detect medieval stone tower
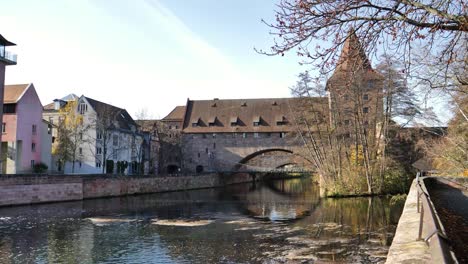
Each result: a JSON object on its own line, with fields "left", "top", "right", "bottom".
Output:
{"left": 326, "top": 31, "right": 384, "bottom": 141}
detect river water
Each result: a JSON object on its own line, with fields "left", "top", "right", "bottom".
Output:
{"left": 0, "top": 177, "right": 403, "bottom": 264}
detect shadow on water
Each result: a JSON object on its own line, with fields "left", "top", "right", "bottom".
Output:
{"left": 0, "top": 176, "right": 404, "bottom": 264}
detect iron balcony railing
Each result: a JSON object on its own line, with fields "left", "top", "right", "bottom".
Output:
{"left": 0, "top": 49, "right": 17, "bottom": 64}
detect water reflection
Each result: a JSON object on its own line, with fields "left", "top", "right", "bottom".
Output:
{"left": 0, "top": 177, "right": 402, "bottom": 263}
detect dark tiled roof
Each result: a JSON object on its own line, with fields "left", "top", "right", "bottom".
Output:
{"left": 4, "top": 84, "right": 30, "bottom": 103}
{"left": 136, "top": 120, "right": 159, "bottom": 132}
{"left": 84, "top": 97, "right": 137, "bottom": 130}
{"left": 43, "top": 94, "right": 79, "bottom": 111}
{"left": 162, "top": 106, "right": 186, "bottom": 121}
{"left": 182, "top": 97, "right": 328, "bottom": 133}
{"left": 0, "top": 34, "right": 16, "bottom": 46}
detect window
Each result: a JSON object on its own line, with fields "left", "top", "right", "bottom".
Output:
{"left": 79, "top": 161, "right": 82, "bottom": 168}
{"left": 280, "top": 132, "right": 286, "bottom": 138}
{"left": 363, "top": 94, "right": 369, "bottom": 100}
{"left": 363, "top": 107, "right": 369, "bottom": 113}
{"left": 49, "top": 117, "right": 54, "bottom": 125}
{"left": 31, "top": 142, "right": 36, "bottom": 152}
{"left": 213, "top": 143, "right": 216, "bottom": 149}
{"left": 242, "top": 133, "right": 247, "bottom": 138}
{"left": 197, "top": 152, "right": 200, "bottom": 158}
{"left": 97, "top": 131, "right": 102, "bottom": 140}
{"left": 1, "top": 123, "right": 5, "bottom": 133}
{"left": 113, "top": 135, "right": 119, "bottom": 146}
{"left": 209, "top": 123, "right": 215, "bottom": 127}
{"left": 344, "top": 94, "right": 349, "bottom": 101}
{"left": 79, "top": 103, "right": 88, "bottom": 114}
{"left": 367, "top": 80, "right": 375, "bottom": 89}
{"left": 32, "top": 124, "right": 37, "bottom": 135}
{"left": 79, "top": 148, "right": 82, "bottom": 155}
{"left": 79, "top": 133, "right": 83, "bottom": 140}
{"left": 175, "top": 125, "right": 178, "bottom": 129}
{"left": 231, "top": 122, "right": 237, "bottom": 126}
{"left": 205, "top": 148, "right": 208, "bottom": 154}
{"left": 212, "top": 133, "right": 216, "bottom": 138}
{"left": 232, "top": 133, "right": 237, "bottom": 138}
{"left": 192, "top": 123, "right": 198, "bottom": 127}
{"left": 344, "top": 120, "right": 350, "bottom": 126}
{"left": 202, "top": 134, "right": 207, "bottom": 139}
{"left": 31, "top": 160, "right": 35, "bottom": 168}
{"left": 3, "top": 104, "right": 16, "bottom": 114}
{"left": 97, "top": 147, "right": 102, "bottom": 155}
{"left": 253, "top": 122, "right": 260, "bottom": 126}
{"left": 169, "top": 125, "right": 172, "bottom": 129}
{"left": 52, "top": 136, "right": 56, "bottom": 143}
{"left": 266, "top": 133, "right": 271, "bottom": 137}
{"left": 96, "top": 162, "right": 101, "bottom": 168}
{"left": 254, "top": 132, "right": 259, "bottom": 138}
{"left": 48, "top": 124, "right": 52, "bottom": 135}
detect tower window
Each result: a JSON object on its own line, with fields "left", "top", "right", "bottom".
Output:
{"left": 363, "top": 94, "right": 369, "bottom": 100}
{"left": 363, "top": 107, "right": 369, "bottom": 113}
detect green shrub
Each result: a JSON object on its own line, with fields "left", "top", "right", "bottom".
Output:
{"left": 106, "top": 160, "right": 114, "bottom": 174}
{"left": 33, "top": 162, "right": 48, "bottom": 173}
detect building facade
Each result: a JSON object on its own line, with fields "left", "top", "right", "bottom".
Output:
{"left": 160, "top": 32, "right": 386, "bottom": 174}
{"left": 0, "top": 33, "right": 17, "bottom": 170}
{"left": 1, "top": 84, "right": 50, "bottom": 173}
{"left": 43, "top": 95, "right": 146, "bottom": 174}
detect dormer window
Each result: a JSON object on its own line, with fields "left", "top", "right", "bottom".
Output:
{"left": 230, "top": 117, "right": 239, "bottom": 126}
{"left": 276, "top": 116, "right": 287, "bottom": 126}
{"left": 241, "top": 102, "right": 247, "bottom": 107}
{"left": 272, "top": 101, "right": 278, "bottom": 106}
{"left": 253, "top": 116, "right": 261, "bottom": 126}
{"left": 208, "top": 117, "right": 218, "bottom": 127}
{"left": 192, "top": 118, "right": 201, "bottom": 127}
{"left": 211, "top": 103, "right": 217, "bottom": 107}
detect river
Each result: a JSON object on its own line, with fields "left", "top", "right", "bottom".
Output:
{"left": 0, "top": 177, "right": 403, "bottom": 263}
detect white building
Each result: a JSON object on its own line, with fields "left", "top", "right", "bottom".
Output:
{"left": 43, "top": 95, "right": 147, "bottom": 174}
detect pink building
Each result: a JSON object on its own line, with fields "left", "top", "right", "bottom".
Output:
{"left": 1, "top": 83, "right": 46, "bottom": 173}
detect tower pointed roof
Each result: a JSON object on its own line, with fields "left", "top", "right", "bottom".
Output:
{"left": 335, "top": 29, "right": 372, "bottom": 72}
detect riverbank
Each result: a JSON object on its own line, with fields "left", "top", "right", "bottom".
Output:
{"left": 0, "top": 173, "right": 254, "bottom": 207}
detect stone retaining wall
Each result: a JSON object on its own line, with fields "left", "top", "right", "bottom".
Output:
{"left": 0, "top": 173, "right": 253, "bottom": 207}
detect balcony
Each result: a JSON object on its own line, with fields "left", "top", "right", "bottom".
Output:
{"left": 0, "top": 47, "right": 17, "bottom": 65}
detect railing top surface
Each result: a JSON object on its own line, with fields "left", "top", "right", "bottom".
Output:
{"left": 416, "top": 174, "right": 459, "bottom": 264}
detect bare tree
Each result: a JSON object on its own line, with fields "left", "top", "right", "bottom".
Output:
{"left": 259, "top": 0, "right": 467, "bottom": 74}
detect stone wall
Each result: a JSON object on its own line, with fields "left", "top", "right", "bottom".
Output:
{"left": 0, "top": 175, "right": 83, "bottom": 206}
{"left": 0, "top": 172, "right": 254, "bottom": 207}
{"left": 182, "top": 132, "right": 304, "bottom": 173}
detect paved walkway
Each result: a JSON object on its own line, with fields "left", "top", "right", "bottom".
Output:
{"left": 386, "top": 180, "right": 431, "bottom": 264}
{"left": 426, "top": 177, "right": 468, "bottom": 263}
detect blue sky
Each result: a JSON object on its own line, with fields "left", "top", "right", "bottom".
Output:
{"left": 2, "top": 0, "right": 306, "bottom": 118}
{"left": 1, "top": 0, "right": 449, "bottom": 124}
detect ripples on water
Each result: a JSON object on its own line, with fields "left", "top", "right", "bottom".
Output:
{"left": 0, "top": 177, "right": 403, "bottom": 263}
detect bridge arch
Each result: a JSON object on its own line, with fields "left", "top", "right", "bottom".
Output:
{"left": 233, "top": 148, "right": 310, "bottom": 172}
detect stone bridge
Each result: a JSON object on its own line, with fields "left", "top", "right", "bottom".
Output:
{"left": 182, "top": 133, "right": 312, "bottom": 173}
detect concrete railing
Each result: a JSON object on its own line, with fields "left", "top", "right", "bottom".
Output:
{"left": 415, "top": 174, "right": 458, "bottom": 263}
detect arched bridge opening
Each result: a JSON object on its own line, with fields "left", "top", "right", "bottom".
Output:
{"left": 233, "top": 148, "right": 311, "bottom": 173}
